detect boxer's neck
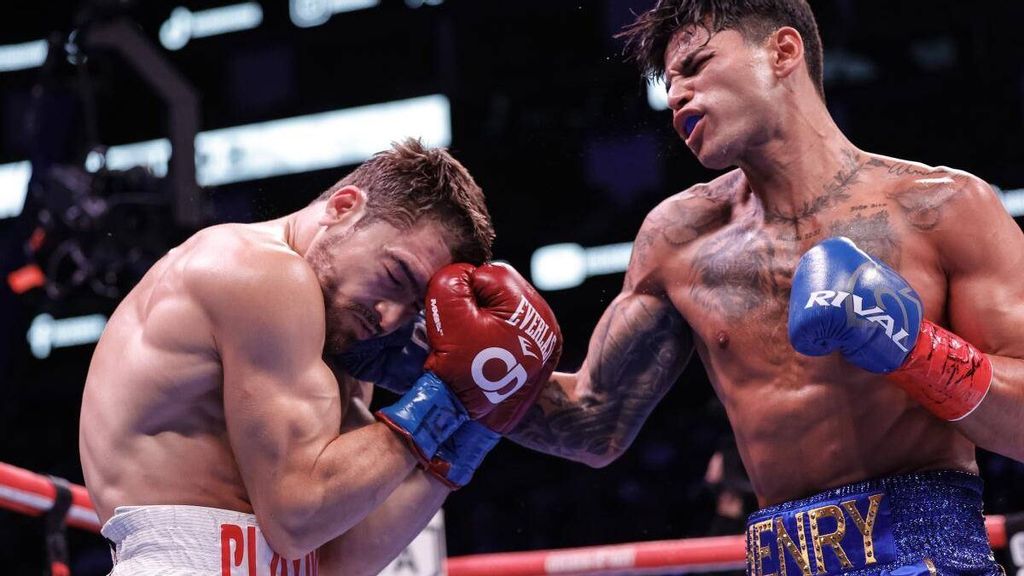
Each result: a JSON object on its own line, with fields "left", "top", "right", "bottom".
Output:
{"left": 737, "top": 100, "right": 861, "bottom": 223}
{"left": 281, "top": 202, "right": 323, "bottom": 256}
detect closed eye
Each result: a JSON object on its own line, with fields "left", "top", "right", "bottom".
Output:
{"left": 386, "top": 268, "right": 402, "bottom": 288}
{"left": 682, "top": 54, "right": 710, "bottom": 77}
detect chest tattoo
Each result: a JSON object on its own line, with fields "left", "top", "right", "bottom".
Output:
{"left": 690, "top": 227, "right": 792, "bottom": 320}
{"left": 828, "top": 210, "right": 901, "bottom": 268}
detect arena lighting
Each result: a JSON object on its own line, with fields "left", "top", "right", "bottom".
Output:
{"left": 27, "top": 313, "right": 108, "bottom": 360}
{"left": 0, "top": 162, "right": 31, "bottom": 219}
{"left": 531, "top": 242, "right": 633, "bottom": 291}
{"left": 289, "top": 0, "right": 380, "bottom": 28}
{"left": 0, "top": 39, "right": 48, "bottom": 73}
{"left": 193, "top": 95, "right": 450, "bottom": 186}
{"left": 647, "top": 77, "right": 669, "bottom": 111}
{"left": 0, "top": 94, "right": 451, "bottom": 218}
{"left": 531, "top": 187, "right": 1024, "bottom": 291}
{"left": 996, "top": 186, "right": 1024, "bottom": 219}
{"left": 159, "top": 2, "right": 264, "bottom": 51}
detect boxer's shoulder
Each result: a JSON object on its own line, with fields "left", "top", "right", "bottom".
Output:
{"left": 632, "top": 170, "right": 740, "bottom": 265}
{"left": 181, "top": 224, "right": 322, "bottom": 323}
{"left": 181, "top": 223, "right": 297, "bottom": 260}
{"left": 625, "top": 171, "right": 742, "bottom": 291}
{"left": 865, "top": 154, "right": 999, "bottom": 229}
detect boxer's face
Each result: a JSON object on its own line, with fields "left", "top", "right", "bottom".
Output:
{"left": 306, "top": 195, "right": 453, "bottom": 353}
{"left": 664, "top": 25, "right": 778, "bottom": 169}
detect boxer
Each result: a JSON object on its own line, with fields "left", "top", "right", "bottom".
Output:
{"left": 79, "top": 139, "right": 561, "bottom": 575}
{"left": 463, "top": 2, "right": 1020, "bottom": 573}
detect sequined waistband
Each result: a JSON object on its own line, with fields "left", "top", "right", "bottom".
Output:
{"left": 744, "top": 470, "right": 987, "bottom": 576}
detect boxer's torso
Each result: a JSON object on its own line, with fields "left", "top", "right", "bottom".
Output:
{"left": 650, "top": 151, "right": 977, "bottom": 506}
{"left": 80, "top": 222, "right": 360, "bottom": 524}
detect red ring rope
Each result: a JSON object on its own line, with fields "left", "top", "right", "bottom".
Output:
{"left": 0, "top": 462, "right": 100, "bottom": 533}
{"left": 444, "top": 515, "right": 1014, "bottom": 576}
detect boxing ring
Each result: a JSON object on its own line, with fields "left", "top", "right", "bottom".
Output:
{"left": 2, "top": 461, "right": 1020, "bottom": 576}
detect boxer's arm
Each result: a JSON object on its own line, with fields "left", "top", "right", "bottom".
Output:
{"left": 320, "top": 396, "right": 449, "bottom": 576}
{"left": 197, "top": 253, "right": 424, "bottom": 558}
{"left": 930, "top": 175, "right": 1024, "bottom": 462}
{"left": 508, "top": 205, "right": 695, "bottom": 467}
{"left": 319, "top": 471, "right": 447, "bottom": 576}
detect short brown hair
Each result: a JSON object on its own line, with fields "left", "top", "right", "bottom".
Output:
{"left": 619, "top": 0, "right": 825, "bottom": 99}
{"left": 317, "top": 139, "right": 494, "bottom": 264}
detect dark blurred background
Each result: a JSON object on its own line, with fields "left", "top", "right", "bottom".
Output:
{"left": 1, "top": 0, "right": 1023, "bottom": 573}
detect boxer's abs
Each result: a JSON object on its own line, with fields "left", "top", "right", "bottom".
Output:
{"left": 81, "top": 237, "right": 252, "bottom": 524}
{"left": 703, "top": 349, "right": 977, "bottom": 506}
{"left": 684, "top": 272, "right": 976, "bottom": 504}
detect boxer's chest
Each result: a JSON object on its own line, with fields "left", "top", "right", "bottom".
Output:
{"left": 665, "top": 198, "right": 942, "bottom": 365}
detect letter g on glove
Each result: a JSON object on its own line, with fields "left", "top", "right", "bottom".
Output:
{"left": 424, "top": 262, "right": 562, "bottom": 433}
{"left": 471, "top": 346, "right": 528, "bottom": 403}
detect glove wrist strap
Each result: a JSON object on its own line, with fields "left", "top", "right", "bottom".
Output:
{"left": 427, "top": 421, "right": 501, "bottom": 489}
{"left": 888, "top": 320, "right": 992, "bottom": 421}
{"left": 375, "top": 372, "right": 468, "bottom": 465}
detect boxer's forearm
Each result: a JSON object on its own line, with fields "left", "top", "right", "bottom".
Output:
{"left": 508, "top": 292, "right": 692, "bottom": 466}
{"left": 954, "top": 354, "right": 1024, "bottom": 462}
{"left": 505, "top": 370, "right": 615, "bottom": 466}
{"left": 263, "top": 423, "right": 420, "bottom": 557}
{"left": 318, "top": 471, "right": 449, "bottom": 576}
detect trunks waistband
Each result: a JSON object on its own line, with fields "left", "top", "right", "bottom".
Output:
{"left": 744, "top": 470, "right": 993, "bottom": 576}
{"left": 101, "top": 504, "right": 318, "bottom": 576}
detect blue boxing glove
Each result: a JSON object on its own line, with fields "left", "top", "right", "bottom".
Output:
{"left": 332, "top": 313, "right": 428, "bottom": 394}
{"left": 376, "top": 372, "right": 468, "bottom": 465}
{"left": 426, "top": 421, "right": 500, "bottom": 489}
{"left": 787, "top": 237, "right": 923, "bottom": 373}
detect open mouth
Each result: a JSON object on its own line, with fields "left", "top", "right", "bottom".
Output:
{"left": 684, "top": 114, "right": 704, "bottom": 138}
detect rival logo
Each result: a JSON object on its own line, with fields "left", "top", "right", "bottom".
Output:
{"left": 804, "top": 290, "right": 911, "bottom": 352}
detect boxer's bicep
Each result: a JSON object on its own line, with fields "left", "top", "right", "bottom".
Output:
{"left": 940, "top": 178, "right": 1024, "bottom": 357}
{"left": 196, "top": 255, "right": 344, "bottom": 538}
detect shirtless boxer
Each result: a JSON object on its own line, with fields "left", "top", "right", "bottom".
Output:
{"left": 79, "top": 139, "right": 561, "bottom": 575}
{"left": 498, "top": 2, "right": 1023, "bottom": 574}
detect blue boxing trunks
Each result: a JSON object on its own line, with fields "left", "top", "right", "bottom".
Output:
{"left": 744, "top": 470, "right": 1004, "bottom": 575}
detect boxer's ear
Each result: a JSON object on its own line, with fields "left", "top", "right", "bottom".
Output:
{"left": 769, "top": 26, "right": 804, "bottom": 81}
{"left": 320, "top": 185, "right": 367, "bottom": 226}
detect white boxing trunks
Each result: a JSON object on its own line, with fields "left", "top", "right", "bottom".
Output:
{"left": 101, "top": 505, "right": 319, "bottom": 575}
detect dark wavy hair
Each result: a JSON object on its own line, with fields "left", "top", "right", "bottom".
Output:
{"left": 619, "top": 0, "right": 825, "bottom": 99}
{"left": 316, "top": 139, "right": 494, "bottom": 264}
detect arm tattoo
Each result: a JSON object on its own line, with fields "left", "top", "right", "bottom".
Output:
{"left": 628, "top": 190, "right": 730, "bottom": 277}
{"left": 508, "top": 294, "right": 693, "bottom": 462}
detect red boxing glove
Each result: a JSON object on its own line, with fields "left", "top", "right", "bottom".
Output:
{"left": 424, "top": 262, "right": 562, "bottom": 434}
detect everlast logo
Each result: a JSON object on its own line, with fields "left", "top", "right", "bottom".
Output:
{"left": 803, "top": 291, "right": 912, "bottom": 352}
{"left": 746, "top": 492, "right": 895, "bottom": 576}
{"left": 505, "top": 295, "right": 557, "bottom": 363}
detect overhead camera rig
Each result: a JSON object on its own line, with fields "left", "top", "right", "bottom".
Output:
{"left": 13, "top": 1, "right": 203, "bottom": 305}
